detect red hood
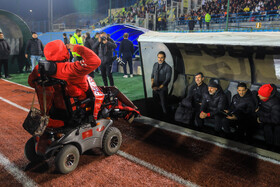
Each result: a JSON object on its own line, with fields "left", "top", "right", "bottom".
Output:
{"left": 44, "top": 40, "right": 70, "bottom": 61}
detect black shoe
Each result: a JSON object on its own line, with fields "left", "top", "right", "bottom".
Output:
{"left": 0, "top": 75, "right": 3, "bottom": 79}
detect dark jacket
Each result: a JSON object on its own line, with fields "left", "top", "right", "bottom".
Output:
{"left": 84, "top": 37, "right": 95, "bottom": 51}
{"left": 229, "top": 89, "right": 256, "bottom": 119}
{"left": 188, "top": 82, "right": 208, "bottom": 104}
{"left": 0, "top": 39, "right": 10, "bottom": 59}
{"left": 25, "top": 38, "right": 44, "bottom": 56}
{"left": 63, "top": 37, "right": 69, "bottom": 45}
{"left": 200, "top": 86, "right": 228, "bottom": 116}
{"left": 92, "top": 37, "right": 117, "bottom": 64}
{"left": 257, "top": 84, "right": 280, "bottom": 124}
{"left": 119, "top": 39, "right": 134, "bottom": 58}
{"left": 151, "top": 61, "right": 172, "bottom": 87}
{"left": 92, "top": 37, "right": 99, "bottom": 54}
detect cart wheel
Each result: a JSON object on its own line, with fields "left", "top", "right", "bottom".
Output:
{"left": 55, "top": 145, "right": 80, "bottom": 174}
{"left": 102, "top": 127, "right": 122, "bottom": 156}
{"left": 24, "top": 137, "right": 44, "bottom": 162}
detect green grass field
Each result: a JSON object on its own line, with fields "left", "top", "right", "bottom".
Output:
{"left": 9, "top": 72, "right": 145, "bottom": 101}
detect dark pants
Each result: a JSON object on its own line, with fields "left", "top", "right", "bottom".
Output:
{"left": 123, "top": 56, "right": 133, "bottom": 75}
{"left": 0, "top": 59, "right": 9, "bottom": 77}
{"left": 196, "top": 113, "right": 224, "bottom": 132}
{"left": 263, "top": 124, "right": 280, "bottom": 147}
{"left": 74, "top": 56, "right": 83, "bottom": 62}
{"left": 69, "top": 49, "right": 74, "bottom": 62}
{"left": 224, "top": 115, "right": 255, "bottom": 136}
{"left": 206, "top": 22, "right": 210, "bottom": 30}
{"left": 153, "top": 86, "right": 168, "bottom": 114}
{"left": 100, "top": 63, "right": 114, "bottom": 86}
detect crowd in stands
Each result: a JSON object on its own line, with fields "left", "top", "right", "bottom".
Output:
{"left": 98, "top": 0, "right": 280, "bottom": 31}
{"left": 97, "top": 0, "right": 171, "bottom": 30}
{"left": 179, "top": 0, "right": 280, "bottom": 29}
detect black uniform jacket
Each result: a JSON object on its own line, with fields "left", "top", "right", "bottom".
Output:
{"left": 0, "top": 39, "right": 10, "bottom": 59}
{"left": 25, "top": 38, "right": 44, "bottom": 56}
{"left": 200, "top": 86, "right": 228, "bottom": 116}
{"left": 257, "top": 84, "right": 280, "bottom": 124}
{"left": 188, "top": 82, "right": 208, "bottom": 104}
{"left": 228, "top": 89, "right": 256, "bottom": 119}
{"left": 151, "top": 61, "right": 172, "bottom": 87}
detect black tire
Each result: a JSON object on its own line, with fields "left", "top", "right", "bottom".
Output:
{"left": 55, "top": 145, "right": 80, "bottom": 174}
{"left": 102, "top": 127, "right": 122, "bottom": 156}
{"left": 24, "top": 137, "right": 44, "bottom": 162}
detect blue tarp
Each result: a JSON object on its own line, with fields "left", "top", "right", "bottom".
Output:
{"left": 37, "top": 24, "right": 148, "bottom": 56}
{"left": 100, "top": 24, "right": 149, "bottom": 56}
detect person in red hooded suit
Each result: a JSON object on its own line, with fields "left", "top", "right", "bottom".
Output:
{"left": 28, "top": 40, "right": 101, "bottom": 127}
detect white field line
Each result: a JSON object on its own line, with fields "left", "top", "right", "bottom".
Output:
{"left": 0, "top": 96, "right": 29, "bottom": 112}
{"left": 1, "top": 79, "right": 34, "bottom": 90}
{"left": 0, "top": 146, "right": 38, "bottom": 187}
{"left": 0, "top": 94, "right": 198, "bottom": 187}
{"left": 117, "top": 151, "right": 199, "bottom": 187}
{"left": 143, "top": 118, "right": 280, "bottom": 166}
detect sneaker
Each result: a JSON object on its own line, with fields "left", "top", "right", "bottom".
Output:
{"left": 130, "top": 74, "right": 133, "bottom": 78}
{"left": 123, "top": 75, "right": 128, "bottom": 78}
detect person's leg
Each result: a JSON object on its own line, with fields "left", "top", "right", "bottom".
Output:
{"left": 195, "top": 114, "right": 204, "bottom": 128}
{"left": 30, "top": 55, "right": 36, "bottom": 70}
{"left": 274, "top": 125, "right": 280, "bottom": 147}
{"left": 222, "top": 117, "right": 231, "bottom": 134}
{"left": 100, "top": 64, "right": 108, "bottom": 86}
{"left": 263, "top": 124, "right": 274, "bottom": 145}
{"left": 152, "top": 90, "right": 162, "bottom": 116}
{"left": 3, "top": 59, "right": 9, "bottom": 78}
{"left": 214, "top": 115, "right": 223, "bottom": 132}
{"left": 127, "top": 57, "right": 133, "bottom": 76}
{"left": 122, "top": 57, "right": 128, "bottom": 76}
{"left": 35, "top": 56, "right": 42, "bottom": 67}
{"left": 106, "top": 63, "right": 114, "bottom": 86}
{"left": 0, "top": 59, "right": 3, "bottom": 77}
{"left": 158, "top": 87, "right": 168, "bottom": 114}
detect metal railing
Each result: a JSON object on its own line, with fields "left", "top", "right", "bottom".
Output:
{"left": 171, "top": 10, "right": 280, "bottom": 32}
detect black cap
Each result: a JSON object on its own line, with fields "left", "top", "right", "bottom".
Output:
{"left": 76, "top": 29, "right": 82, "bottom": 33}
{"left": 208, "top": 80, "right": 219, "bottom": 88}
{"left": 31, "top": 31, "right": 37, "bottom": 34}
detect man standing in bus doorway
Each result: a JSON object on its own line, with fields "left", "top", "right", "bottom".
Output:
{"left": 25, "top": 32, "right": 44, "bottom": 70}
{"left": 151, "top": 51, "right": 172, "bottom": 114}
{"left": 0, "top": 32, "right": 11, "bottom": 79}
{"left": 256, "top": 84, "right": 280, "bottom": 149}
{"left": 70, "top": 29, "right": 83, "bottom": 61}
{"left": 119, "top": 33, "right": 134, "bottom": 78}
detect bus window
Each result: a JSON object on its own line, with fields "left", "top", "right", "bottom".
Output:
{"left": 180, "top": 45, "right": 251, "bottom": 82}
{"left": 254, "top": 54, "right": 280, "bottom": 85}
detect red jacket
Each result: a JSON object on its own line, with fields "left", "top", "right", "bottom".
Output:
{"left": 28, "top": 40, "right": 101, "bottom": 99}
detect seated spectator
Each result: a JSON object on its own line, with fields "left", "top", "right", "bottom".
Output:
{"left": 175, "top": 72, "right": 208, "bottom": 125}
{"left": 223, "top": 82, "right": 256, "bottom": 137}
{"left": 256, "top": 84, "right": 280, "bottom": 148}
{"left": 196, "top": 80, "right": 228, "bottom": 133}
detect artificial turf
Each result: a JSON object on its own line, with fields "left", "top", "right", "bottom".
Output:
{"left": 8, "top": 72, "right": 145, "bottom": 101}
